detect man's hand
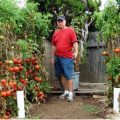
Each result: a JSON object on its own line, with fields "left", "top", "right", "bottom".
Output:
{"left": 73, "top": 52, "right": 78, "bottom": 59}
{"left": 50, "top": 58, "right": 55, "bottom": 64}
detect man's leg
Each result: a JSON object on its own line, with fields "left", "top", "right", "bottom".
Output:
{"left": 68, "top": 79, "right": 73, "bottom": 92}
{"left": 60, "top": 57, "right": 74, "bottom": 101}
{"left": 58, "top": 76, "right": 64, "bottom": 90}
{"left": 61, "top": 75, "right": 68, "bottom": 90}
{"left": 59, "top": 75, "right": 69, "bottom": 99}
{"left": 54, "top": 56, "right": 64, "bottom": 91}
{"left": 67, "top": 79, "right": 74, "bottom": 102}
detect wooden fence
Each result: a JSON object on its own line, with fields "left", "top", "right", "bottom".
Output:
{"left": 80, "top": 32, "right": 106, "bottom": 83}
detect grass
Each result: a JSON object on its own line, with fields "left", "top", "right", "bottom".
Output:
{"left": 83, "top": 104, "right": 100, "bottom": 114}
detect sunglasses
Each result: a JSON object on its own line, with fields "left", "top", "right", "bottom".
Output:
{"left": 57, "top": 19, "right": 64, "bottom": 23}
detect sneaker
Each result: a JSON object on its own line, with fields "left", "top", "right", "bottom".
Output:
{"left": 67, "top": 96, "right": 73, "bottom": 102}
{"left": 67, "top": 92, "right": 74, "bottom": 102}
{"left": 59, "top": 93, "right": 69, "bottom": 99}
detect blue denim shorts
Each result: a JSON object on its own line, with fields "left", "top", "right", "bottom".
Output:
{"left": 54, "top": 56, "right": 74, "bottom": 80}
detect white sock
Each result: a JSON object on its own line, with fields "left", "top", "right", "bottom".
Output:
{"left": 69, "top": 91, "right": 73, "bottom": 97}
{"left": 64, "top": 90, "right": 69, "bottom": 94}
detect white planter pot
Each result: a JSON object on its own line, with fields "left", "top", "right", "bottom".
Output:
{"left": 113, "top": 87, "right": 120, "bottom": 113}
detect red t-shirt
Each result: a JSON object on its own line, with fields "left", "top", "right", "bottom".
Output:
{"left": 52, "top": 27, "right": 77, "bottom": 58}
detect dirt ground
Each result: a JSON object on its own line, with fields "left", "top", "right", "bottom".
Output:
{"left": 29, "top": 94, "right": 107, "bottom": 119}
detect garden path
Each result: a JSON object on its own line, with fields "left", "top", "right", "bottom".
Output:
{"left": 29, "top": 95, "right": 106, "bottom": 119}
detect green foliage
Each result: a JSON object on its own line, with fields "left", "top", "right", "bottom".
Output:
{"left": 17, "top": 39, "right": 29, "bottom": 52}
{"left": 6, "top": 97, "right": 18, "bottom": 117}
{"left": 62, "top": 0, "right": 85, "bottom": 15}
{"left": 88, "top": 0, "right": 101, "bottom": 11}
{"left": 0, "top": 0, "right": 52, "bottom": 57}
{"left": 106, "top": 55, "right": 120, "bottom": 87}
{"left": 94, "top": 1, "right": 120, "bottom": 41}
{"left": 104, "top": 53, "right": 120, "bottom": 107}
{"left": 0, "top": 0, "right": 19, "bottom": 21}
{"left": 71, "top": 14, "right": 89, "bottom": 37}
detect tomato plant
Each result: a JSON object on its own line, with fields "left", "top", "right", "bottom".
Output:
{"left": 0, "top": 0, "right": 51, "bottom": 118}
{"left": 94, "top": 0, "right": 120, "bottom": 107}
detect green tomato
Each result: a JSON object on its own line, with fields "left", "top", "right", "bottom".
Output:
{"left": 11, "top": 46, "right": 14, "bottom": 49}
{"left": 0, "top": 35, "right": 4, "bottom": 40}
{"left": 9, "top": 60, "right": 13, "bottom": 64}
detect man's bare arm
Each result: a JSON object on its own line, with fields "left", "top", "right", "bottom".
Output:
{"left": 73, "top": 42, "right": 78, "bottom": 59}
{"left": 51, "top": 45, "right": 56, "bottom": 57}
{"left": 51, "top": 45, "right": 56, "bottom": 64}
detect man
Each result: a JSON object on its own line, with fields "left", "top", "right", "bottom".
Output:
{"left": 51, "top": 15, "right": 78, "bottom": 102}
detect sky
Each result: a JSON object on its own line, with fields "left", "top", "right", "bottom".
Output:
{"left": 100, "top": 0, "right": 108, "bottom": 10}
{"left": 100, "top": 0, "right": 117, "bottom": 10}
{"left": 16, "top": 0, "right": 26, "bottom": 9}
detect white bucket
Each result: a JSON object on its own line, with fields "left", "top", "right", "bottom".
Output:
{"left": 72, "top": 72, "right": 80, "bottom": 90}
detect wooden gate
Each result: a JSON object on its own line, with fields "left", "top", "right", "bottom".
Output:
{"left": 80, "top": 32, "right": 106, "bottom": 83}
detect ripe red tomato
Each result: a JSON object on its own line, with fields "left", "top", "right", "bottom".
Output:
{"left": 17, "top": 60, "right": 22, "bottom": 64}
{"left": 113, "top": 48, "right": 120, "bottom": 53}
{"left": 25, "top": 58, "right": 31, "bottom": 62}
{"left": 20, "top": 78, "right": 25, "bottom": 83}
{"left": 39, "top": 79, "right": 43, "bottom": 83}
{"left": 20, "top": 79, "right": 24, "bottom": 83}
{"left": 19, "top": 66, "right": 23, "bottom": 71}
{"left": 23, "top": 80, "right": 27, "bottom": 85}
{"left": 25, "top": 71, "right": 29, "bottom": 76}
{"left": 6, "top": 91, "right": 11, "bottom": 96}
{"left": 32, "top": 61, "right": 37, "bottom": 65}
{"left": 5, "top": 111, "right": 11, "bottom": 116}
{"left": 37, "top": 92, "right": 44, "bottom": 97}
{"left": 31, "top": 57, "right": 36, "bottom": 62}
{"left": 28, "top": 69, "right": 32, "bottom": 74}
{"left": 39, "top": 91, "right": 43, "bottom": 95}
{"left": 1, "top": 91, "right": 7, "bottom": 97}
{"left": 0, "top": 61, "right": 2, "bottom": 65}
{"left": 35, "top": 65, "right": 40, "bottom": 70}
{"left": 17, "top": 86, "right": 23, "bottom": 91}
{"left": 1, "top": 79, "right": 7, "bottom": 84}
{"left": 13, "top": 67, "right": 19, "bottom": 72}
{"left": 9, "top": 82, "right": 14, "bottom": 87}
{"left": 13, "top": 58, "right": 18, "bottom": 64}
{"left": 12, "top": 81, "right": 17, "bottom": 86}
{"left": 34, "top": 77, "right": 39, "bottom": 81}
{"left": 13, "top": 86, "right": 17, "bottom": 91}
